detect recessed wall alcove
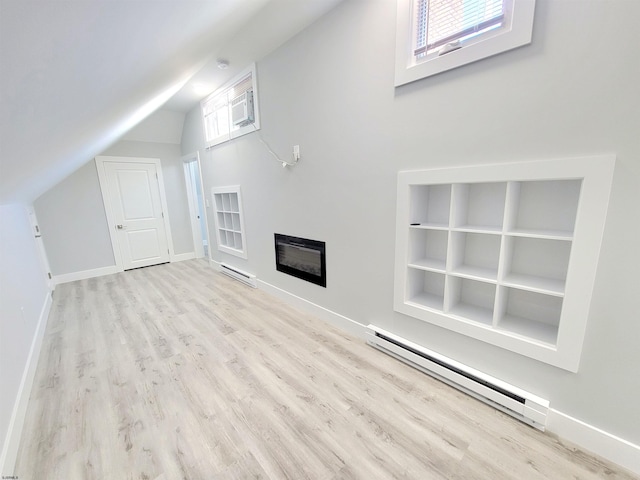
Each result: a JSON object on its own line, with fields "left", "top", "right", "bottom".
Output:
{"left": 394, "top": 155, "right": 615, "bottom": 372}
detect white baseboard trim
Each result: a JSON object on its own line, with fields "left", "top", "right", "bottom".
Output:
{"left": 0, "top": 291, "right": 52, "bottom": 476}
{"left": 547, "top": 409, "right": 640, "bottom": 475}
{"left": 53, "top": 265, "right": 118, "bottom": 285}
{"left": 54, "top": 255, "right": 197, "bottom": 284}
{"left": 256, "top": 279, "right": 366, "bottom": 338}
{"left": 171, "top": 252, "right": 196, "bottom": 263}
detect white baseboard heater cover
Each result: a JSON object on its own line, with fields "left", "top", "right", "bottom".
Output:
{"left": 366, "top": 325, "right": 549, "bottom": 430}
{"left": 220, "top": 263, "right": 257, "bottom": 288}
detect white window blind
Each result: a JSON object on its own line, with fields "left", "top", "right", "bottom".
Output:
{"left": 229, "top": 74, "right": 253, "bottom": 100}
{"left": 414, "top": 0, "right": 507, "bottom": 56}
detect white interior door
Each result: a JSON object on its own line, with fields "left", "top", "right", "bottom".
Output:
{"left": 103, "top": 162, "right": 170, "bottom": 270}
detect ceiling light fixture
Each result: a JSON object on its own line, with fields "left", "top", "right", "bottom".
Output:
{"left": 217, "top": 59, "right": 229, "bottom": 69}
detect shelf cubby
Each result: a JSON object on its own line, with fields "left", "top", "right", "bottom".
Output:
{"left": 409, "top": 184, "right": 451, "bottom": 227}
{"left": 212, "top": 186, "right": 247, "bottom": 259}
{"left": 501, "top": 236, "right": 570, "bottom": 295}
{"left": 452, "top": 182, "right": 506, "bottom": 231}
{"left": 231, "top": 213, "right": 241, "bottom": 231}
{"left": 408, "top": 228, "right": 448, "bottom": 272}
{"left": 224, "top": 213, "right": 233, "bottom": 229}
{"left": 222, "top": 193, "right": 232, "bottom": 211}
{"left": 449, "top": 231, "right": 500, "bottom": 281}
{"left": 496, "top": 287, "right": 562, "bottom": 345}
{"left": 507, "top": 179, "right": 581, "bottom": 237}
{"left": 220, "top": 230, "right": 235, "bottom": 248}
{"left": 230, "top": 194, "right": 239, "bottom": 212}
{"left": 233, "top": 232, "right": 243, "bottom": 250}
{"left": 446, "top": 276, "right": 495, "bottom": 326}
{"left": 407, "top": 269, "right": 445, "bottom": 310}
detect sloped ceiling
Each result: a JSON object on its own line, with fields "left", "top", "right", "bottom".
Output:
{"left": 0, "top": 0, "right": 343, "bottom": 205}
{"left": 120, "top": 110, "right": 185, "bottom": 145}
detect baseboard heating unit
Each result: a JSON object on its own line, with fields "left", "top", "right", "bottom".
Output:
{"left": 365, "top": 325, "right": 549, "bottom": 430}
{"left": 220, "top": 263, "right": 257, "bottom": 288}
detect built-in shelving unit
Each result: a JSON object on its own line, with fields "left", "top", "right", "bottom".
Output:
{"left": 394, "top": 155, "right": 615, "bottom": 371}
{"left": 212, "top": 186, "right": 247, "bottom": 258}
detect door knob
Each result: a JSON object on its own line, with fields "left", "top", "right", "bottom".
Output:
{"left": 116, "top": 224, "right": 125, "bottom": 229}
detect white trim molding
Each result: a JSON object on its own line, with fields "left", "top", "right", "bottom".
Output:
{"left": 171, "top": 252, "right": 196, "bottom": 263}
{"left": 547, "top": 409, "right": 640, "bottom": 475}
{"left": 53, "top": 265, "right": 118, "bottom": 285}
{"left": 182, "top": 151, "right": 210, "bottom": 260}
{"left": 0, "top": 292, "right": 52, "bottom": 476}
{"left": 52, "top": 256, "right": 197, "bottom": 284}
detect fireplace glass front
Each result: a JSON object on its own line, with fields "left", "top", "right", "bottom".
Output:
{"left": 274, "top": 234, "right": 326, "bottom": 287}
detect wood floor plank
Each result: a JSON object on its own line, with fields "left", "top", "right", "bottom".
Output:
{"left": 13, "top": 260, "right": 639, "bottom": 479}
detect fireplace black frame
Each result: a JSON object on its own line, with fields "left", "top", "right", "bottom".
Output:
{"left": 274, "top": 234, "right": 326, "bottom": 287}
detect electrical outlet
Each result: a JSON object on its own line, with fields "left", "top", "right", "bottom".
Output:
{"left": 293, "top": 145, "right": 300, "bottom": 161}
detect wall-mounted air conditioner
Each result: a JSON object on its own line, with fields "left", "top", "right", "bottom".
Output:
{"left": 231, "top": 90, "right": 254, "bottom": 126}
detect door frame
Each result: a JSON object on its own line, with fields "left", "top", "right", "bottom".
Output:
{"left": 95, "top": 155, "right": 175, "bottom": 272}
{"left": 26, "top": 205, "right": 54, "bottom": 291}
{"left": 182, "top": 151, "right": 211, "bottom": 260}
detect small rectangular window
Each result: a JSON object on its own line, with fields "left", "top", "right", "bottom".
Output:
{"left": 414, "top": 0, "right": 507, "bottom": 56}
{"left": 395, "top": 0, "right": 535, "bottom": 86}
{"left": 201, "top": 64, "right": 260, "bottom": 148}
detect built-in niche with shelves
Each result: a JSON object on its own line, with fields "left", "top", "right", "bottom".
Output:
{"left": 212, "top": 185, "right": 247, "bottom": 258}
{"left": 394, "top": 155, "right": 615, "bottom": 371}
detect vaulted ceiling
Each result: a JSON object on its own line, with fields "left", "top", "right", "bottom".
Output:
{"left": 0, "top": 0, "right": 343, "bottom": 205}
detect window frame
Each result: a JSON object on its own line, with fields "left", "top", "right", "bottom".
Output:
{"left": 394, "top": 0, "right": 536, "bottom": 87}
{"left": 201, "top": 63, "right": 260, "bottom": 149}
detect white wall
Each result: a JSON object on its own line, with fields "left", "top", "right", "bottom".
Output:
{"left": 34, "top": 139, "right": 194, "bottom": 276}
{"left": 0, "top": 204, "right": 50, "bottom": 472}
{"left": 34, "top": 162, "right": 115, "bottom": 275}
{"left": 182, "top": 0, "right": 640, "bottom": 450}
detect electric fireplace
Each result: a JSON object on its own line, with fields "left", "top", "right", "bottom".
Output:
{"left": 274, "top": 234, "right": 326, "bottom": 287}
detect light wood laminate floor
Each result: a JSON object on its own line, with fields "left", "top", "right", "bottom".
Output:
{"left": 15, "top": 260, "right": 638, "bottom": 479}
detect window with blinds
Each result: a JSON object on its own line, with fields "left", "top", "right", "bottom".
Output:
{"left": 414, "top": 0, "right": 507, "bottom": 57}
{"left": 201, "top": 64, "right": 259, "bottom": 148}
{"left": 395, "top": 0, "right": 535, "bottom": 86}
